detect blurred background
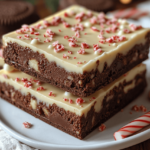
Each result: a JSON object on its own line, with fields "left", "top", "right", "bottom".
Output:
{"left": 0, "top": 0, "right": 150, "bottom": 46}
{"left": 0, "top": 0, "right": 148, "bottom": 18}
{"left": 15, "top": 0, "right": 149, "bottom": 18}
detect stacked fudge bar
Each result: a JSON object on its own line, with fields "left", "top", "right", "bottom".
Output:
{"left": 0, "top": 5, "right": 150, "bottom": 139}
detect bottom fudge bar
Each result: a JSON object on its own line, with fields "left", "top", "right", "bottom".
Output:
{"left": 0, "top": 64, "right": 147, "bottom": 139}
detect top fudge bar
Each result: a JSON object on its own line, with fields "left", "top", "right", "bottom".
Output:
{"left": 2, "top": 5, "right": 150, "bottom": 97}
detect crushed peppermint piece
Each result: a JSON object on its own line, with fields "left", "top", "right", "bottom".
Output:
{"left": 64, "top": 12, "right": 69, "bottom": 17}
{"left": 23, "top": 122, "right": 32, "bottom": 128}
{"left": 15, "top": 77, "right": 20, "bottom": 82}
{"left": 76, "top": 98, "right": 84, "bottom": 105}
{"left": 81, "top": 43, "right": 90, "bottom": 49}
{"left": 99, "top": 124, "right": 106, "bottom": 132}
{"left": 91, "top": 26, "right": 99, "bottom": 32}
{"left": 75, "top": 31, "right": 80, "bottom": 38}
{"left": 68, "top": 51, "right": 72, "bottom": 54}
{"left": 140, "top": 105, "right": 147, "bottom": 112}
{"left": 24, "top": 81, "right": 32, "bottom": 88}
{"left": 64, "top": 35, "right": 69, "bottom": 39}
{"left": 63, "top": 22, "right": 70, "bottom": 28}
{"left": 63, "top": 54, "right": 69, "bottom": 59}
{"left": 74, "top": 57, "right": 76, "bottom": 59}
{"left": 69, "top": 99, "right": 73, "bottom": 104}
{"left": 22, "top": 78, "right": 28, "bottom": 82}
{"left": 77, "top": 48, "right": 85, "bottom": 54}
{"left": 132, "top": 105, "right": 139, "bottom": 111}
{"left": 63, "top": 98, "right": 68, "bottom": 101}
{"left": 49, "top": 91, "right": 53, "bottom": 96}
{"left": 69, "top": 42, "right": 78, "bottom": 47}
{"left": 129, "top": 24, "right": 142, "bottom": 31}
{"left": 37, "top": 86, "right": 45, "bottom": 91}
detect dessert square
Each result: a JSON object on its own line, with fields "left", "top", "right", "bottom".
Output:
{"left": 2, "top": 5, "right": 150, "bottom": 97}
{"left": 0, "top": 64, "right": 147, "bottom": 139}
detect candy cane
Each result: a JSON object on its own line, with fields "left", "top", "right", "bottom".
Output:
{"left": 114, "top": 111, "right": 150, "bottom": 140}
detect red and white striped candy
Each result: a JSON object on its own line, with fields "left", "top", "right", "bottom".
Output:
{"left": 114, "top": 111, "right": 150, "bottom": 140}
{"left": 112, "top": 8, "right": 149, "bottom": 20}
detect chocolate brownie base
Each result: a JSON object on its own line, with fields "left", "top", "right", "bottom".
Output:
{"left": 0, "top": 71, "right": 146, "bottom": 139}
{"left": 0, "top": 66, "right": 2, "bottom": 69}
{"left": 4, "top": 33, "right": 149, "bottom": 97}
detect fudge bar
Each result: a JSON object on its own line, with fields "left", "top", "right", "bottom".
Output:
{"left": 3, "top": 5, "right": 150, "bottom": 97}
{"left": 0, "top": 64, "right": 147, "bottom": 139}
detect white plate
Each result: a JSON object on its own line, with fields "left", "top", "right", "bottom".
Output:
{"left": 1, "top": 59, "right": 150, "bottom": 150}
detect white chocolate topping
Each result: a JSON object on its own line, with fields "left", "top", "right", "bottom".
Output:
{"left": 0, "top": 63, "right": 146, "bottom": 116}
{"left": 2, "top": 5, "right": 150, "bottom": 74}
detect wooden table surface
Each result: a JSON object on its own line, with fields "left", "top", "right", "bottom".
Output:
{"left": 34, "top": 1, "right": 150, "bottom": 149}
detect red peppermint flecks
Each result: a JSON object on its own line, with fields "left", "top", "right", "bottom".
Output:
{"left": 37, "top": 86, "right": 45, "bottom": 91}
{"left": 90, "top": 16, "right": 97, "bottom": 24}
{"left": 124, "top": 29, "right": 131, "bottom": 34}
{"left": 75, "top": 31, "right": 80, "bottom": 38}
{"left": 15, "top": 77, "right": 20, "bottom": 82}
{"left": 68, "top": 51, "right": 72, "bottom": 54}
{"left": 17, "top": 36, "right": 22, "bottom": 39}
{"left": 69, "top": 42, "right": 78, "bottom": 47}
{"left": 69, "top": 99, "right": 73, "bottom": 104}
{"left": 64, "top": 12, "right": 69, "bottom": 17}
{"left": 22, "top": 78, "right": 28, "bottom": 82}
{"left": 81, "top": 43, "right": 90, "bottom": 49}
{"left": 58, "top": 29, "right": 61, "bottom": 32}
{"left": 24, "top": 81, "right": 32, "bottom": 88}
{"left": 34, "top": 32, "right": 40, "bottom": 36}
{"left": 23, "top": 122, "right": 32, "bottom": 128}
{"left": 93, "top": 44, "right": 102, "bottom": 53}
{"left": 129, "top": 24, "right": 142, "bottom": 31}
{"left": 99, "top": 124, "right": 106, "bottom": 132}
{"left": 77, "top": 48, "right": 85, "bottom": 54}
{"left": 52, "top": 41, "right": 59, "bottom": 47}
{"left": 63, "top": 22, "right": 70, "bottom": 28}
{"left": 49, "top": 91, "right": 53, "bottom": 96}
{"left": 63, "top": 54, "right": 69, "bottom": 59}
{"left": 74, "top": 57, "right": 76, "bottom": 59}
{"left": 64, "top": 35, "right": 69, "bottom": 39}
{"left": 140, "top": 105, "right": 147, "bottom": 112}
{"left": 43, "top": 20, "right": 51, "bottom": 27}
{"left": 76, "top": 98, "right": 84, "bottom": 105}
{"left": 132, "top": 105, "right": 139, "bottom": 111}
{"left": 54, "top": 44, "right": 65, "bottom": 53}
{"left": 63, "top": 98, "right": 68, "bottom": 101}
{"left": 16, "top": 29, "right": 24, "bottom": 34}
{"left": 68, "top": 37, "right": 77, "bottom": 43}
{"left": 92, "top": 97, "right": 96, "bottom": 99}
{"left": 77, "top": 62, "right": 82, "bottom": 64}
{"left": 91, "top": 26, "right": 99, "bottom": 32}
{"left": 24, "top": 34, "right": 30, "bottom": 38}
